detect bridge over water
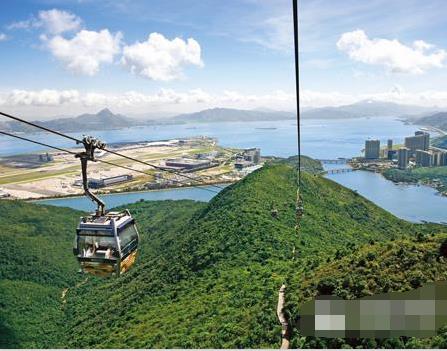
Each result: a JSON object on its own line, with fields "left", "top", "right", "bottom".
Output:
{"left": 325, "top": 168, "right": 355, "bottom": 175}
{"left": 317, "top": 158, "right": 352, "bottom": 164}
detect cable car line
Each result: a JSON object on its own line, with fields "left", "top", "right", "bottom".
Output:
{"left": 293, "top": 0, "right": 301, "bottom": 188}
{"left": 0, "top": 111, "right": 81, "bottom": 143}
{"left": 1, "top": 117, "right": 224, "bottom": 277}
{"left": 0, "top": 110, "right": 224, "bottom": 191}
{"left": 0, "top": 130, "right": 219, "bottom": 194}
{"left": 102, "top": 148, "right": 226, "bottom": 191}
{"left": 293, "top": 0, "right": 304, "bottom": 228}
{"left": 97, "top": 159, "right": 220, "bottom": 194}
{"left": 0, "top": 130, "right": 79, "bottom": 155}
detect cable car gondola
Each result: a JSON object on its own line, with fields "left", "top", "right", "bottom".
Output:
{"left": 72, "top": 136, "right": 140, "bottom": 277}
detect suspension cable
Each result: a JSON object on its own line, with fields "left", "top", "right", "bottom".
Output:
{"left": 103, "top": 148, "right": 226, "bottom": 190}
{"left": 0, "top": 130, "right": 78, "bottom": 155}
{"left": 0, "top": 130, "right": 220, "bottom": 194}
{"left": 0, "top": 111, "right": 81, "bottom": 143}
{"left": 0, "top": 110, "right": 224, "bottom": 191}
{"left": 292, "top": 0, "right": 301, "bottom": 186}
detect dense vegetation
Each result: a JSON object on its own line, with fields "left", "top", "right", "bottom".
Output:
{"left": 0, "top": 201, "right": 81, "bottom": 348}
{"left": 384, "top": 166, "right": 447, "bottom": 193}
{"left": 1, "top": 159, "right": 446, "bottom": 348}
{"left": 273, "top": 155, "right": 324, "bottom": 174}
{"left": 287, "top": 233, "right": 447, "bottom": 348}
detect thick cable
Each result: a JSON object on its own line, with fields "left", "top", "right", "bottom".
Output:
{"left": 0, "top": 130, "right": 220, "bottom": 194}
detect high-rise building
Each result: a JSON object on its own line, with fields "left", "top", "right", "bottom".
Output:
{"left": 415, "top": 150, "right": 433, "bottom": 167}
{"left": 387, "top": 139, "right": 393, "bottom": 151}
{"left": 365, "top": 139, "right": 380, "bottom": 159}
{"left": 398, "top": 147, "right": 409, "bottom": 170}
{"left": 405, "top": 132, "right": 430, "bottom": 155}
{"left": 243, "top": 148, "right": 261, "bottom": 164}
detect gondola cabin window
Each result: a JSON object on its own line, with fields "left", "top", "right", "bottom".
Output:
{"left": 77, "top": 231, "right": 119, "bottom": 259}
{"left": 118, "top": 223, "right": 139, "bottom": 256}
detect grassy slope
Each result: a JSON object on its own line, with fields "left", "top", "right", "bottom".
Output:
{"left": 1, "top": 158, "right": 444, "bottom": 348}
{"left": 0, "top": 199, "right": 204, "bottom": 348}
{"left": 0, "top": 201, "right": 82, "bottom": 348}
{"left": 63, "top": 161, "right": 441, "bottom": 348}
{"left": 287, "top": 233, "right": 447, "bottom": 348}
{"left": 63, "top": 164, "right": 299, "bottom": 348}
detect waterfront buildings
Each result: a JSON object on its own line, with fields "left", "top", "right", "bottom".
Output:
{"left": 365, "top": 140, "right": 380, "bottom": 159}
{"left": 405, "top": 132, "right": 430, "bottom": 156}
{"left": 415, "top": 150, "right": 433, "bottom": 167}
{"left": 398, "top": 147, "right": 410, "bottom": 170}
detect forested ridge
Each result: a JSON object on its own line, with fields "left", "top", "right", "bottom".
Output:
{"left": 1, "top": 157, "right": 446, "bottom": 348}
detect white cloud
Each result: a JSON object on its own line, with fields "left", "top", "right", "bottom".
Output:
{"left": 337, "top": 29, "right": 447, "bottom": 74}
{"left": 0, "top": 33, "right": 7, "bottom": 41}
{"left": 1, "top": 89, "right": 80, "bottom": 106}
{"left": 46, "top": 29, "right": 122, "bottom": 75}
{"left": 121, "top": 33, "right": 204, "bottom": 81}
{"left": 242, "top": 14, "right": 293, "bottom": 52}
{"left": 8, "top": 9, "right": 82, "bottom": 35}
{"left": 38, "top": 9, "right": 82, "bottom": 35}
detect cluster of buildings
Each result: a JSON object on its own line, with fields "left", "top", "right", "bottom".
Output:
{"left": 163, "top": 158, "right": 217, "bottom": 172}
{"left": 364, "top": 131, "right": 447, "bottom": 170}
{"left": 234, "top": 148, "right": 261, "bottom": 170}
{"left": 38, "top": 153, "right": 54, "bottom": 162}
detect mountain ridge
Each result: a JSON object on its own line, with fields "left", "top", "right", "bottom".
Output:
{"left": 1, "top": 100, "right": 439, "bottom": 134}
{"left": 410, "top": 111, "right": 447, "bottom": 131}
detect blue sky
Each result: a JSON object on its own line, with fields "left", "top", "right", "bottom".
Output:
{"left": 1, "top": 0, "right": 447, "bottom": 118}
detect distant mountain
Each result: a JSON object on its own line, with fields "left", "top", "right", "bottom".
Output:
{"left": 1, "top": 101, "right": 439, "bottom": 135}
{"left": 2, "top": 108, "right": 143, "bottom": 133}
{"left": 410, "top": 111, "right": 447, "bottom": 131}
{"left": 301, "top": 100, "right": 435, "bottom": 119}
{"left": 169, "top": 107, "right": 295, "bottom": 123}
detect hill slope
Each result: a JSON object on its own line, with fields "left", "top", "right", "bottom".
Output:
{"left": 1, "top": 161, "right": 444, "bottom": 348}
{"left": 2, "top": 108, "right": 140, "bottom": 133}
{"left": 62, "top": 163, "right": 440, "bottom": 348}
{"left": 170, "top": 107, "right": 294, "bottom": 123}
{"left": 0, "top": 199, "right": 205, "bottom": 348}
{"left": 0, "top": 201, "right": 82, "bottom": 348}
{"left": 411, "top": 111, "right": 447, "bottom": 131}
{"left": 287, "top": 233, "right": 447, "bottom": 348}
{"left": 302, "top": 100, "right": 433, "bottom": 120}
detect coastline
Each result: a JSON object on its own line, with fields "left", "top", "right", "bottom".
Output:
{"left": 354, "top": 165, "right": 447, "bottom": 197}
{"left": 27, "top": 181, "right": 232, "bottom": 203}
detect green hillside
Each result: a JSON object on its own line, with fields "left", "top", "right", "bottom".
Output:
{"left": 1, "top": 159, "right": 445, "bottom": 348}
{"left": 0, "top": 199, "right": 205, "bottom": 348}
{"left": 384, "top": 166, "right": 447, "bottom": 193}
{"left": 287, "top": 233, "right": 447, "bottom": 348}
{"left": 0, "top": 201, "right": 82, "bottom": 348}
